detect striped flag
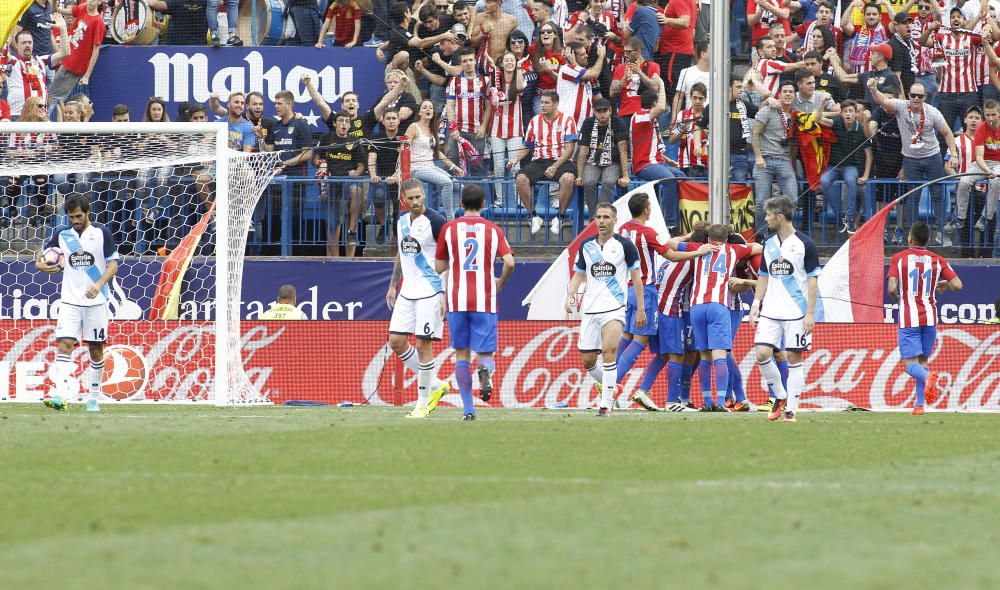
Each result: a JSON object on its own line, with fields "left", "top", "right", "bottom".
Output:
{"left": 149, "top": 202, "right": 216, "bottom": 320}
{"left": 814, "top": 199, "right": 896, "bottom": 323}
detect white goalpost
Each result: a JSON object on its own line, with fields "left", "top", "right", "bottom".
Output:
{"left": 0, "top": 122, "right": 280, "bottom": 406}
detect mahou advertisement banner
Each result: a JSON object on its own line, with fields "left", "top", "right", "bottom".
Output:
{"left": 2, "top": 321, "right": 998, "bottom": 411}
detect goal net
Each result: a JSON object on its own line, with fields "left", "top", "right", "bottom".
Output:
{"left": 0, "top": 122, "right": 280, "bottom": 405}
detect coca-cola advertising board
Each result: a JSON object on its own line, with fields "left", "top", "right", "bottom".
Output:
{"left": 3, "top": 321, "right": 997, "bottom": 411}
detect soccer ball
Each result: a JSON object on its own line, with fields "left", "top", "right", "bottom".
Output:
{"left": 41, "top": 247, "right": 65, "bottom": 269}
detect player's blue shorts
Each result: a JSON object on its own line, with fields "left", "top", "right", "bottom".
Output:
{"left": 898, "top": 326, "right": 937, "bottom": 359}
{"left": 651, "top": 315, "right": 685, "bottom": 355}
{"left": 448, "top": 311, "right": 498, "bottom": 353}
{"left": 682, "top": 312, "right": 697, "bottom": 352}
{"left": 730, "top": 308, "right": 744, "bottom": 347}
{"left": 626, "top": 284, "right": 659, "bottom": 336}
{"left": 690, "top": 303, "right": 732, "bottom": 351}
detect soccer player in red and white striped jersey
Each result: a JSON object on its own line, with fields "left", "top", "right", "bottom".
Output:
{"left": 614, "top": 192, "right": 715, "bottom": 410}
{"left": 513, "top": 90, "right": 579, "bottom": 235}
{"left": 677, "top": 224, "right": 761, "bottom": 411}
{"left": 887, "top": 222, "right": 963, "bottom": 415}
{"left": 557, "top": 42, "right": 606, "bottom": 128}
{"left": 446, "top": 48, "right": 492, "bottom": 176}
{"left": 435, "top": 185, "right": 516, "bottom": 420}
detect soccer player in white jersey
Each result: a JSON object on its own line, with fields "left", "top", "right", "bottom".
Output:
{"left": 749, "top": 195, "right": 821, "bottom": 423}
{"left": 386, "top": 179, "right": 451, "bottom": 419}
{"left": 36, "top": 195, "right": 119, "bottom": 412}
{"left": 435, "top": 185, "right": 516, "bottom": 421}
{"left": 566, "top": 202, "right": 644, "bottom": 417}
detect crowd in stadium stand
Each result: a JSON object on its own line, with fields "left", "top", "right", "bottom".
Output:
{"left": 2, "top": 0, "right": 1000, "bottom": 257}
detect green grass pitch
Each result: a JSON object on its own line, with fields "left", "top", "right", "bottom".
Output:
{"left": 1, "top": 405, "right": 998, "bottom": 590}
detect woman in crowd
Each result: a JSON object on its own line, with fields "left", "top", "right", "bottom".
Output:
{"left": 486, "top": 50, "right": 527, "bottom": 206}
{"left": 404, "top": 99, "right": 463, "bottom": 219}
{"left": 529, "top": 22, "right": 564, "bottom": 114}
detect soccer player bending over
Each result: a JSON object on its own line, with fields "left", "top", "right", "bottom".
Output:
{"left": 36, "top": 195, "right": 119, "bottom": 412}
{"left": 435, "top": 185, "right": 515, "bottom": 421}
{"left": 566, "top": 202, "right": 645, "bottom": 417}
{"left": 386, "top": 179, "right": 451, "bottom": 418}
{"left": 749, "top": 195, "right": 820, "bottom": 423}
{"left": 887, "top": 221, "right": 962, "bottom": 415}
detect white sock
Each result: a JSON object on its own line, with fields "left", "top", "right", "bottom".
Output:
{"left": 587, "top": 363, "right": 603, "bottom": 384}
{"left": 89, "top": 359, "right": 104, "bottom": 402}
{"left": 758, "top": 358, "right": 787, "bottom": 400}
{"left": 786, "top": 363, "right": 804, "bottom": 412}
{"left": 417, "top": 360, "right": 434, "bottom": 408}
{"left": 54, "top": 353, "right": 74, "bottom": 397}
{"left": 398, "top": 346, "right": 421, "bottom": 374}
{"left": 601, "top": 362, "right": 616, "bottom": 409}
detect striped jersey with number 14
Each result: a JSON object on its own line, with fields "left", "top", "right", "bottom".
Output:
{"left": 678, "top": 242, "right": 756, "bottom": 306}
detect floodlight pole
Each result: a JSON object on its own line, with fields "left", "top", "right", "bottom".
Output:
{"left": 708, "top": 0, "right": 732, "bottom": 225}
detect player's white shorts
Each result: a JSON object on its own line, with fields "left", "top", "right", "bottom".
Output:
{"left": 388, "top": 294, "right": 444, "bottom": 340}
{"left": 578, "top": 308, "right": 627, "bottom": 352}
{"left": 56, "top": 303, "right": 110, "bottom": 343}
{"left": 754, "top": 315, "right": 812, "bottom": 351}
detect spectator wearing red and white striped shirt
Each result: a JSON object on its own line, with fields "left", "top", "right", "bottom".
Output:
{"left": 566, "top": 0, "right": 621, "bottom": 44}
{"left": 434, "top": 185, "right": 516, "bottom": 419}
{"left": 919, "top": 10, "right": 982, "bottom": 131}
{"left": 629, "top": 78, "right": 685, "bottom": 230}
{"left": 5, "top": 25, "right": 69, "bottom": 119}
{"left": 512, "top": 89, "right": 579, "bottom": 235}
{"left": 754, "top": 37, "right": 805, "bottom": 97}
{"left": 556, "top": 41, "right": 606, "bottom": 127}
{"left": 668, "top": 83, "right": 708, "bottom": 174}
{"left": 446, "top": 48, "right": 492, "bottom": 177}
{"left": 887, "top": 221, "right": 962, "bottom": 414}
{"left": 487, "top": 51, "right": 527, "bottom": 206}
{"left": 953, "top": 107, "right": 981, "bottom": 174}
{"left": 910, "top": 1, "right": 940, "bottom": 104}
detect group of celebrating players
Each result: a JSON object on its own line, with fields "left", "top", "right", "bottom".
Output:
{"left": 386, "top": 177, "right": 963, "bottom": 420}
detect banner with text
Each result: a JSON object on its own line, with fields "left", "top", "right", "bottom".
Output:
{"left": 88, "top": 46, "right": 386, "bottom": 126}
{"left": 2, "top": 321, "right": 996, "bottom": 410}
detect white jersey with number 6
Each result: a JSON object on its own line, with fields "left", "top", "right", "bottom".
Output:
{"left": 44, "top": 223, "right": 119, "bottom": 307}
{"left": 397, "top": 208, "right": 446, "bottom": 300}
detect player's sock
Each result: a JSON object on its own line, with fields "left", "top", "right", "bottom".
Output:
{"left": 680, "top": 363, "right": 693, "bottom": 403}
{"left": 417, "top": 360, "right": 435, "bottom": 408}
{"left": 698, "top": 360, "right": 713, "bottom": 407}
{"left": 398, "top": 346, "right": 422, "bottom": 375}
{"left": 786, "top": 363, "right": 804, "bottom": 412}
{"left": 601, "top": 362, "right": 617, "bottom": 409}
{"left": 55, "top": 353, "right": 73, "bottom": 396}
{"left": 665, "top": 361, "right": 683, "bottom": 403}
{"left": 88, "top": 359, "right": 104, "bottom": 401}
{"left": 777, "top": 359, "right": 790, "bottom": 392}
{"left": 615, "top": 337, "right": 631, "bottom": 364}
{"left": 455, "top": 360, "right": 475, "bottom": 415}
{"left": 759, "top": 358, "right": 787, "bottom": 399}
{"left": 638, "top": 355, "right": 666, "bottom": 393}
{"left": 728, "top": 354, "right": 747, "bottom": 402}
{"left": 713, "top": 358, "right": 728, "bottom": 406}
{"left": 905, "top": 361, "right": 930, "bottom": 406}
{"left": 587, "top": 363, "right": 603, "bottom": 384}
{"left": 616, "top": 340, "right": 646, "bottom": 382}
{"left": 478, "top": 355, "right": 495, "bottom": 375}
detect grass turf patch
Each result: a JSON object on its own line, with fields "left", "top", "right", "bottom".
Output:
{"left": 1, "top": 405, "right": 997, "bottom": 589}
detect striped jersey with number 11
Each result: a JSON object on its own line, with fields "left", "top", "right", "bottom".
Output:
{"left": 435, "top": 217, "right": 513, "bottom": 313}
{"left": 888, "top": 246, "right": 956, "bottom": 328}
